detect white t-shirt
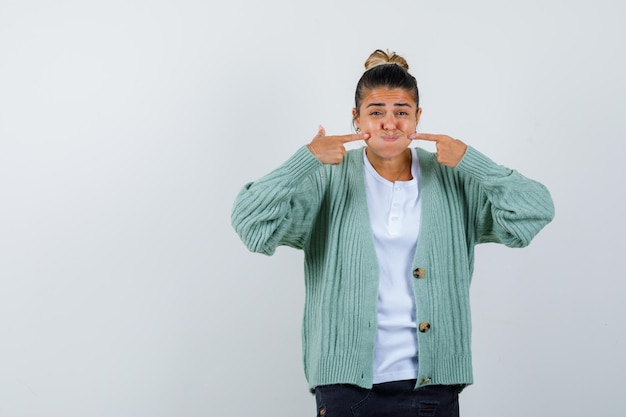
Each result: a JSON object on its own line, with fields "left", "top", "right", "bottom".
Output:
{"left": 363, "top": 148, "right": 421, "bottom": 384}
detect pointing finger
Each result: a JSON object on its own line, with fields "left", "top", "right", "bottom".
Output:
{"left": 340, "top": 132, "right": 370, "bottom": 143}
{"left": 410, "top": 133, "right": 442, "bottom": 142}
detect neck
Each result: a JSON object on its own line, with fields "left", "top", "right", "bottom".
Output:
{"left": 366, "top": 148, "right": 412, "bottom": 182}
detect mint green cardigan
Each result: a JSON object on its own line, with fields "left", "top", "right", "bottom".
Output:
{"left": 231, "top": 145, "right": 554, "bottom": 390}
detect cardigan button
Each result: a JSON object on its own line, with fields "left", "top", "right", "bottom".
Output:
{"left": 413, "top": 268, "right": 426, "bottom": 279}
{"left": 419, "top": 322, "right": 431, "bottom": 333}
{"left": 420, "top": 378, "right": 431, "bottom": 385}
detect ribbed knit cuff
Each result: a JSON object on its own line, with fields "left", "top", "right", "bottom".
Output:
{"left": 277, "top": 145, "right": 323, "bottom": 185}
{"left": 455, "top": 146, "right": 511, "bottom": 182}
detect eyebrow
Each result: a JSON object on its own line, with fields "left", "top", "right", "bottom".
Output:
{"left": 366, "top": 102, "right": 413, "bottom": 108}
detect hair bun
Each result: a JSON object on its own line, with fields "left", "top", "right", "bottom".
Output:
{"left": 364, "top": 49, "right": 409, "bottom": 71}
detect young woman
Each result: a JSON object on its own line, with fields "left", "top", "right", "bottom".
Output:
{"left": 231, "top": 49, "right": 554, "bottom": 417}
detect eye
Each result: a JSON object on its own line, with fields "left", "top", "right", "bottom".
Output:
{"left": 397, "top": 111, "right": 409, "bottom": 117}
{"left": 369, "top": 111, "right": 383, "bottom": 116}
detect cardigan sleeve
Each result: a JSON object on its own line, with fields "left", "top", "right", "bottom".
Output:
{"left": 231, "top": 146, "right": 325, "bottom": 255}
{"left": 455, "top": 146, "right": 555, "bottom": 248}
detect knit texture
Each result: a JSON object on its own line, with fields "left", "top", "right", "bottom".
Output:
{"left": 231, "top": 145, "right": 554, "bottom": 390}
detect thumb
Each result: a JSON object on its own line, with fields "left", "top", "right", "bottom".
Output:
{"left": 317, "top": 124, "right": 326, "bottom": 137}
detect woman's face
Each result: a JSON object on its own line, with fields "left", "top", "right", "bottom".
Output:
{"left": 353, "top": 87, "right": 422, "bottom": 160}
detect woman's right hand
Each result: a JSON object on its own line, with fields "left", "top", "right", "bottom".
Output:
{"left": 307, "top": 125, "right": 370, "bottom": 165}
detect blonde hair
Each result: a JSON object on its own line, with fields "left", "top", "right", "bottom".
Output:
{"left": 364, "top": 49, "right": 410, "bottom": 72}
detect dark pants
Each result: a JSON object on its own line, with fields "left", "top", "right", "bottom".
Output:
{"left": 314, "top": 380, "right": 461, "bottom": 417}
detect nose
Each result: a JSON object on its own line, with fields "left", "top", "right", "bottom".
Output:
{"left": 383, "top": 115, "right": 396, "bottom": 131}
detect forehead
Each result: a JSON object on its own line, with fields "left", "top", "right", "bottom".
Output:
{"left": 361, "top": 88, "right": 416, "bottom": 106}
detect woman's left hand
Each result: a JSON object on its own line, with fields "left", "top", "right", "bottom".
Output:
{"left": 409, "top": 133, "right": 468, "bottom": 168}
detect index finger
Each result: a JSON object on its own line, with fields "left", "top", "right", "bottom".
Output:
{"left": 411, "top": 133, "right": 443, "bottom": 142}
{"left": 338, "top": 132, "right": 370, "bottom": 143}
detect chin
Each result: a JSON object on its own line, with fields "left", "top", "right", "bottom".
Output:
{"left": 367, "top": 144, "right": 408, "bottom": 158}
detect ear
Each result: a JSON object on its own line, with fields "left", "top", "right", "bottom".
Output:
{"left": 415, "top": 107, "right": 422, "bottom": 124}
{"left": 352, "top": 108, "right": 359, "bottom": 129}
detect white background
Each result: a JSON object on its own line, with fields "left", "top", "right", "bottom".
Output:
{"left": 1, "top": 0, "right": 625, "bottom": 416}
